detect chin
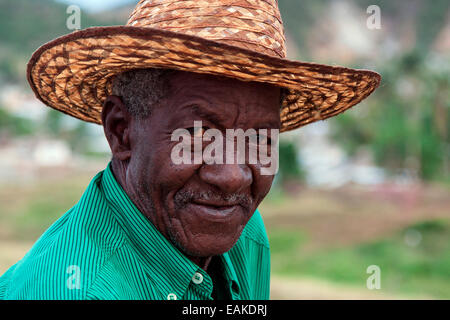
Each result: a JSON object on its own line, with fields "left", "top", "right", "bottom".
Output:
{"left": 168, "top": 203, "right": 250, "bottom": 257}
{"left": 173, "top": 230, "right": 243, "bottom": 258}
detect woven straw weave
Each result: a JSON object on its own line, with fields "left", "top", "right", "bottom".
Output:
{"left": 27, "top": 0, "right": 381, "bottom": 132}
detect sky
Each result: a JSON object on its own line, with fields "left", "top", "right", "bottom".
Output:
{"left": 56, "top": 0, "right": 135, "bottom": 13}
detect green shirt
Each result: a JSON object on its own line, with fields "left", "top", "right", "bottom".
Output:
{"left": 0, "top": 162, "right": 270, "bottom": 300}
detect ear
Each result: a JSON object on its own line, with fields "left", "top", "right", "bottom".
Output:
{"left": 102, "top": 95, "right": 132, "bottom": 161}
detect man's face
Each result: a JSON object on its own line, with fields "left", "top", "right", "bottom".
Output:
{"left": 114, "top": 71, "right": 281, "bottom": 258}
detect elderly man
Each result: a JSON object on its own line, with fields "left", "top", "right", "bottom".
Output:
{"left": 0, "top": 0, "right": 379, "bottom": 300}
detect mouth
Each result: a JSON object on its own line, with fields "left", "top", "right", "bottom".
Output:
{"left": 173, "top": 189, "right": 251, "bottom": 224}
{"left": 188, "top": 199, "right": 242, "bottom": 221}
{"left": 192, "top": 199, "right": 239, "bottom": 211}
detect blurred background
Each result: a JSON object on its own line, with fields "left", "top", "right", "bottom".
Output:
{"left": 0, "top": 0, "right": 449, "bottom": 299}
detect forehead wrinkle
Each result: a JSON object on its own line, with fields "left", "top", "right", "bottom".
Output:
{"left": 189, "top": 100, "right": 278, "bottom": 130}
{"left": 169, "top": 82, "right": 278, "bottom": 128}
{"left": 173, "top": 80, "right": 249, "bottom": 106}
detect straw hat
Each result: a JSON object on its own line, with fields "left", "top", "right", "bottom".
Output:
{"left": 27, "top": 0, "right": 381, "bottom": 132}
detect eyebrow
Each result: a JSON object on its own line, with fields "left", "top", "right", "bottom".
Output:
{"left": 188, "top": 103, "right": 280, "bottom": 130}
{"left": 190, "top": 104, "right": 228, "bottom": 127}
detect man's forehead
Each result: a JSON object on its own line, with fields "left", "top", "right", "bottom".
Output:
{"left": 191, "top": 102, "right": 279, "bottom": 127}
{"left": 169, "top": 89, "right": 279, "bottom": 123}
{"left": 169, "top": 71, "right": 280, "bottom": 103}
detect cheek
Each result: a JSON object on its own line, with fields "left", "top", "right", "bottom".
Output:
{"left": 133, "top": 135, "right": 195, "bottom": 181}
{"left": 258, "top": 175, "right": 275, "bottom": 195}
{"left": 163, "top": 162, "right": 200, "bottom": 192}
{"left": 129, "top": 145, "right": 154, "bottom": 177}
{"left": 150, "top": 157, "right": 202, "bottom": 209}
{"left": 250, "top": 166, "right": 275, "bottom": 203}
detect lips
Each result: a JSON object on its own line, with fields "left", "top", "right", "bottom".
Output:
{"left": 188, "top": 200, "right": 242, "bottom": 222}
{"left": 173, "top": 189, "right": 251, "bottom": 224}
{"left": 192, "top": 199, "right": 239, "bottom": 210}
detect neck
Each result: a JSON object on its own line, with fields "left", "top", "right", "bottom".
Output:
{"left": 111, "top": 158, "right": 128, "bottom": 189}
{"left": 189, "top": 256, "right": 213, "bottom": 271}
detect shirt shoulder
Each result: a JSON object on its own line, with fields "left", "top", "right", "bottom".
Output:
{"left": 85, "top": 244, "right": 163, "bottom": 300}
{"left": 0, "top": 172, "right": 125, "bottom": 300}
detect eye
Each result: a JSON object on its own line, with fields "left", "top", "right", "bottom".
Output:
{"left": 245, "top": 132, "right": 272, "bottom": 148}
{"left": 257, "top": 132, "right": 272, "bottom": 145}
{"left": 187, "top": 126, "right": 209, "bottom": 138}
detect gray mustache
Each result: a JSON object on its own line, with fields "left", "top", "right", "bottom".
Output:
{"left": 174, "top": 190, "right": 252, "bottom": 210}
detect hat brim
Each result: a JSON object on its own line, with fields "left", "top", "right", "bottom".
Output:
{"left": 27, "top": 26, "right": 381, "bottom": 132}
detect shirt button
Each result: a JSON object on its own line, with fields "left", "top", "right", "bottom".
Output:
{"left": 192, "top": 272, "right": 204, "bottom": 285}
{"left": 167, "top": 293, "right": 177, "bottom": 300}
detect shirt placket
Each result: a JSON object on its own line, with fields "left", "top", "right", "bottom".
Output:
{"left": 185, "top": 268, "right": 214, "bottom": 300}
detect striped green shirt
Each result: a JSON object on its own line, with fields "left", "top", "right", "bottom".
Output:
{"left": 0, "top": 162, "right": 270, "bottom": 300}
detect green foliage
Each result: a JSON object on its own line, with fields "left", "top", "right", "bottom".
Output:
{"left": 42, "top": 109, "right": 93, "bottom": 154}
{"left": 0, "top": 0, "right": 124, "bottom": 83}
{"left": 44, "top": 109, "right": 64, "bottom": 135}
{"left": 371, "top": 100, "right": 412, "bottom": 168}
{"left": 331, "top": 113, "right": 371, "bottom": 156}
{"left": 0, "top": 175, "right": 88, "bottom": 241}
{"left": 278, "top": 140, "right": 304, "bottom": 183}
{"left": 268, "top": 228, "right": 306, "bottom": 255}
{"left": 356, "top": 0, "right": 450, "bottom": 51}
{"left": 419, "top": 107, "right": 446, "bottom": 179}
{"left": 278, "top": 0, "right": 329, "bottom": 59}
{"left": 0, "top": 106, "right": 34, "bottom": 136}
{"left": 331, "top": 50, "right": 450, "bottom": 180}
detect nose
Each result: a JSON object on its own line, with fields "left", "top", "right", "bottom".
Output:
{"left": 198, "top": 163, "right": 253, "bottom": 194}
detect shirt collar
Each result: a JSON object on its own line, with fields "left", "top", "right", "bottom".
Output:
{"left": 221, "top": 252, "right": 241, "bottom": 296}
{"left": 100, "top": 162, "right": 240, "bottom": 299}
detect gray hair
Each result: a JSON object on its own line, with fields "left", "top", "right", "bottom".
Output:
{"left": 111, "top": 68, "right": 175, "bottom": 119}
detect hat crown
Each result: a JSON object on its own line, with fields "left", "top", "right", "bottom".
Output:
{"left": 127, "top": 0, "right": 286, "bottom": 58}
